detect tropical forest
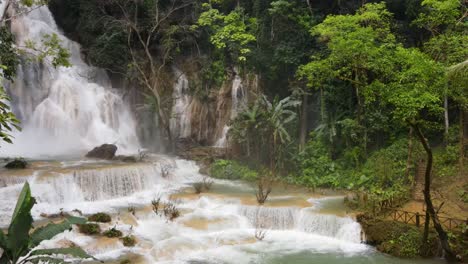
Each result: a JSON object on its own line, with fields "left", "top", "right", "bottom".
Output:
{"left": 0, "top": 0, "right": 467, "bottom": 263}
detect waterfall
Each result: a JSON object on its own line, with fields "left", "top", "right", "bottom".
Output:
{"left": 170, "top": 68, "right": 192, "bottom": 139}
{"left": 239, "top": 205, "right": 362, "bottom": 243}
{"left": 214, "top": 73, "right": 247, "bottom": 147}
{"left": 0, "top": 6, "right": 140, "bottom": 158}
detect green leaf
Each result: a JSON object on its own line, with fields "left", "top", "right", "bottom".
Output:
{"left": 30, "top": 247, "right": 94, "bottom": 260}
{"left": 7, "top": 182, "right": 36, "bottom": 260}
{"left": 0, "top": 229, "right": 6, "bottom": 249}
{"left": 27, "top": 256, "right": 70, "bottom": 264}
{"left": 29, "top": 216, "right": 86, "bottom": 248}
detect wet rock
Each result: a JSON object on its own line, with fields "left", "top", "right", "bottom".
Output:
{"left": 85, "top": 144, "right": 117, "bottom": 160}
{"left": 4, "top": 158, "right": 28, "bottom": 169}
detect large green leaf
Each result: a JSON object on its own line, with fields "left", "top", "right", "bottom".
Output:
{"left": 0, "top": 229, "right": 6, "bottom": 249}
{"left": 30, "top": 247, "right": 94, "bottom": 259}
{"left": 7, "top": 182, "right": 36, "bottom": 261}
{"left": 29, "top": 216, "right": 86, "bottom": 248}
{"left": 27, "top": 256, "right": 70, "bottom": 264}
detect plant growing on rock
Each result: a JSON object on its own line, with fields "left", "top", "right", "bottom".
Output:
{"left": 121, "top": 236, "right": 136, "bottom": 247}
{"left": 88, "top": 212, "right": 111, "bottom": 223}
{"left": 151, "top": 198, "right": 161, "bottom": 215}
{"left": 77, "top": 223, "right": 101, "bottom": 235}
{"left": 0, "top": 182, "right": 94, "bottom": 264}
{"left": 163, "top": 202, "right": 180, "bottom": 221}
{"left": 256, "top": 175, "right": 273, "bottom": 205}
{"left": 103, "top": 227, "right": 123, "bottom": 238}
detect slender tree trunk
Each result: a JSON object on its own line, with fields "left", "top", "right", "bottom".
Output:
{"left": 406, "top": 127, "right": 414, "bottom": 179}
{"left": 460, "top": 109, "right": 465, "bottom": 175}
{"left": 411, "top": 123, "right": 457, "bottom": 262}
{"left": 444, "top": 94, "right": 449, "bottom": 143}
{"left": 299, "top": 94, "right": 308, "bottom": 151}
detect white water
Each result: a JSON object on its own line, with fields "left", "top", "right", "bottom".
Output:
{"left": 214, "top": 73, "right": 247, "bottom": 147}
{"left": 0, "top": 158, "right": 368, "bottom": 263}
{"left": 0, "top": 6, "right": 139, "bottom": 158}
{"left": 169, "top": 69, "right": 192, "bottom": 139}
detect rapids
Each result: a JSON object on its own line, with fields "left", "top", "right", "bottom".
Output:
{"left": 0, "top": 159, "right": 442, "bottom": 264}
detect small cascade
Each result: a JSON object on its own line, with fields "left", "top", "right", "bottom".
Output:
{"left": 297, "top": 210, "right": 362, "bottom": 243}
{"left": 49, "top": 164, "right": 161, "bottom": 202}
{"left": 170, "top": 69, "right": 192, "bottom": 139}
{"left": 1, "top": 6, "right": 139, "bottom": 158}
{"left": 214, "top": 73, "right": 247, "bottom": 147}
{"left": 240, "top": 206, "right": 299, "bottom": 229}
{"left": 239, "top": 204, "right": 362, "bottom": 243}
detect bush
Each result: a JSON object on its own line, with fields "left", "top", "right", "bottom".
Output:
{"left": 210, "top": 159, "right": 258, "bottom": 181}
{"left": 122, "top": 236, "right": 136, "bottom": 247}
{"left": 78, "top": 223, "right": 101, "bottom": 235}
{"left": 88, "top": 212, "right": 111, "bottom": 223}
{"left": 103, "top": 227, "right": 123, "bottom": 238}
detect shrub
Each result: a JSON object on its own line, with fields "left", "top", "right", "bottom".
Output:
{"left": 210, "top": 159, "right": 258, "bottom": 181}
{"left": 103, "top": 227, "right": 123, "bottom": 238}
{"left": 163, "top": 202, "right": 180, "bottom": 221}
{"left": 122, "top": 235, "right": 136, "bottom": 247}
{"left": 256, "top": 175, "right": 273, "bottom": 205}
{"left": 78, "top": 223, "right": 101, "bottom": 235}
{"left": 88, "top": 212, "right": 111, "bottom": 223}
{"left": 151, "top": 198, "right": 161, "bottom": 215}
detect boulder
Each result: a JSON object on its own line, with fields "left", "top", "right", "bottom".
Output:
{"left": 4, "top": 158, "right": 28, "bottom": 169}
{"left": 85, "top": 144, "right": 117, "bottom": 160}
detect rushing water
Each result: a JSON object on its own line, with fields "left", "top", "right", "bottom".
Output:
{"left": 0, "top": 159, "right": 443, "bottom": 264}
{"left": 1, "top": 6, "right": 139, "bottom": 158}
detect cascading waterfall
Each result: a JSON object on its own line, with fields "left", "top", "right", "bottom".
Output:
{"left": 1, "top": 6, "right": 139, "bottom": 158}
{"left": 214, "top": 73, "right": 247, "bottom": 147}
{"left": 170, "top": 68, "right": 192, "bottom": 139}
{"left": 239, "top": 205, "right": 362, "bottom": 243}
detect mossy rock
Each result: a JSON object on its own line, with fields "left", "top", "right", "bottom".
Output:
{"left": 78, "top": 223, "right": 101, "bottom": 235}
{"left": 4, "top": 158, "right": 28, "bottom": 169}
{"left": 122, "top": 235, "right": 136, "bottom": 247}
{"left": 88, "top": 212, "right": 111, "bottom": 223}
{"left": 103, "top": 227, "right": 123, "bottom": 238}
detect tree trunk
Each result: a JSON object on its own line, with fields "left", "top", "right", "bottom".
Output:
{"left": 299, "top": 93, "right": 308, "bottom": 151}
{"left": 405, "top": 127, "right": 414, "bottom": 179}
{"left": 444, "top": 94, "right": 449, "bottom": 143}
{"left": 411, "top": 123, "right": 457, "bottom": 262}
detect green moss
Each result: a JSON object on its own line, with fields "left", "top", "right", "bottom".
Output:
{"left": 103, "top": 227, "right": 123, "bottom": 238}
{"left": 88, "top": 212, "right": 111, "bottom": 223}
{"left": 122, "top": 235, "right": 136, "bottom": 247}
{"left": 77, "top": 223, "right": 101, "bottom": 235}
{"left": 210, "top": 159, "right": 258, "bottom": 181}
